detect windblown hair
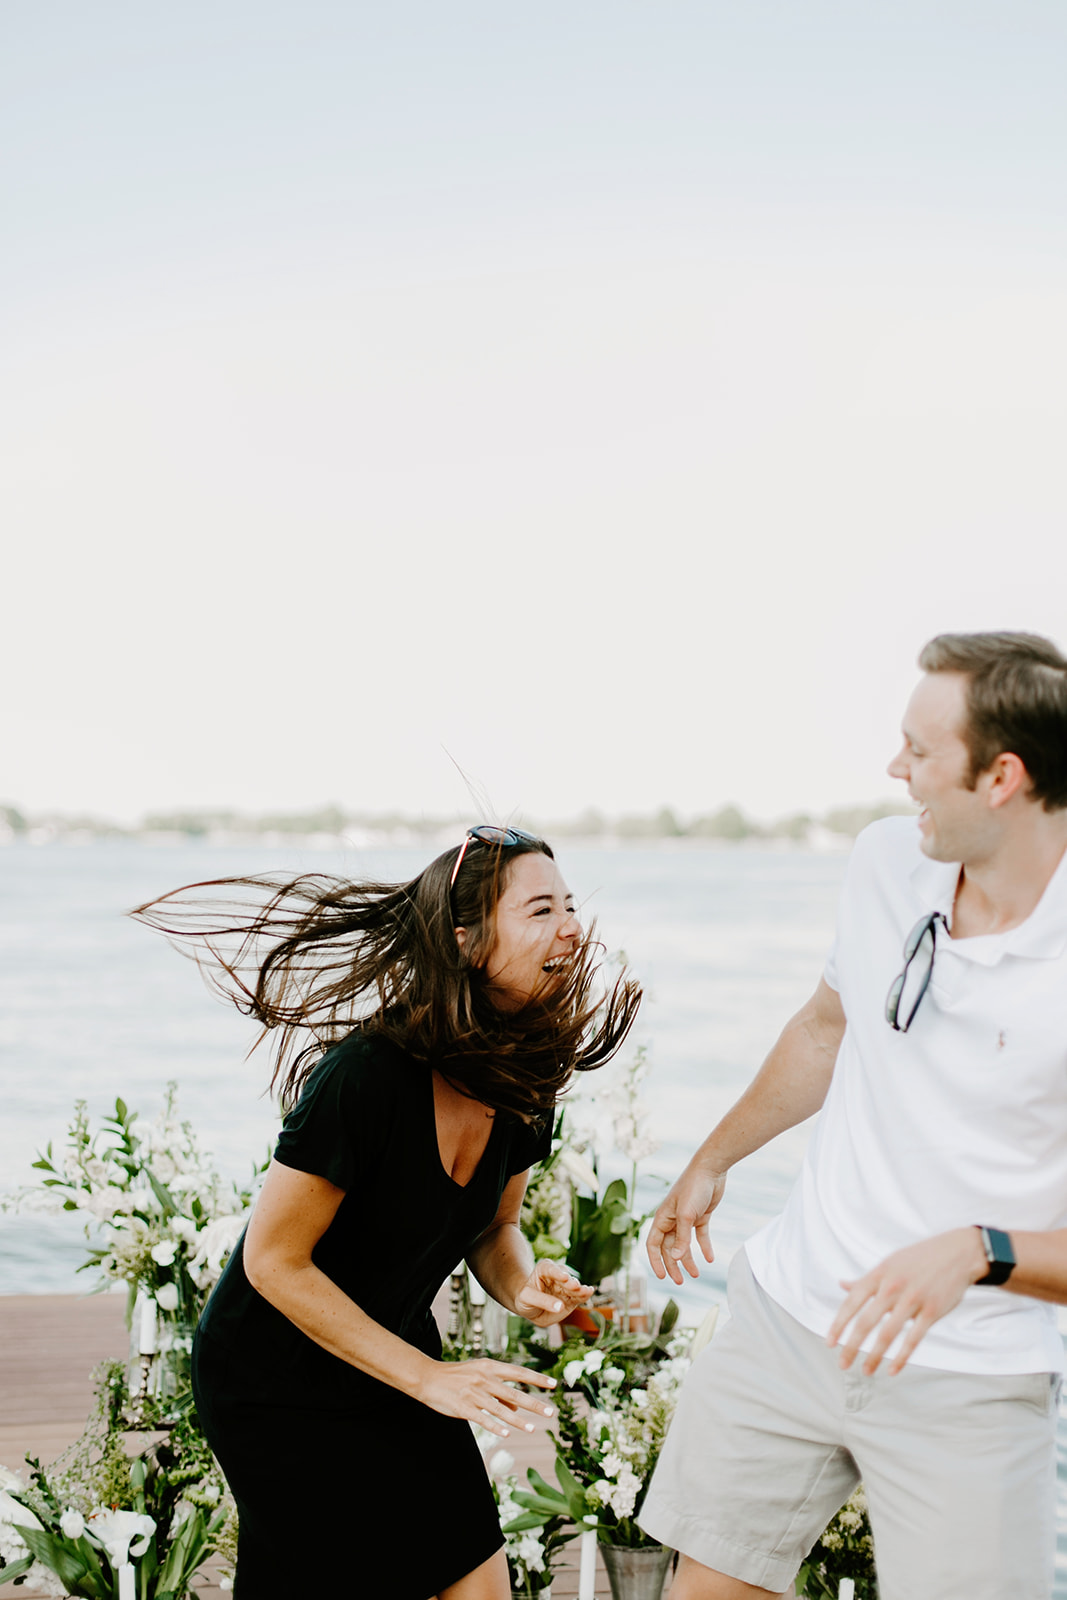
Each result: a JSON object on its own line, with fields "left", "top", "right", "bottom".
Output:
{"left": 919, "top": 630, "right": 1067, "bottom": 810}
{"left": 130, "top": 833, "right": 642, "bottom": 1119}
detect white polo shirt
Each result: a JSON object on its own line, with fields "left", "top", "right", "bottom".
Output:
{"left": 746, "top": 816, "right": 1067, "bottom": 1374}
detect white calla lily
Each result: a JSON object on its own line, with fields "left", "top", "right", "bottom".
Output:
{"left": 0, "top": 1488, "right": 42, "bottom": 1531}
{"left": 687, "top": 1304, "right": 720, "bottom": 1361}
{"left": 557, "top": 1148, "right": 599, "bottom": 1193}
{"left": 88, "top": 1507, "right": 156, "bottom": 1564}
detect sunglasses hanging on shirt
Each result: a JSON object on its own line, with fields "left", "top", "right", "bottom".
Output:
{"left": 885, "top": 910, "right": 949, "bottom": 1032}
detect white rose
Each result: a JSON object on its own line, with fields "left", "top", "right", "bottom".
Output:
{"left": 488, "top": 1449, "right": 515, "bottom": 1480}
{"left": 603, "top": 1365, "right": 626, "bottom": 1385}
{"left": 584, "top": 1349, "right": 605, "bottom": 1373}
{"left": 169, "top": 1216, "right": 199, "bottom": 1243}
{"left": 562, "top": 1359, "right": 585, "bottom": 1387}
{"left": 155, "top": 1283, "right": 180, "bottom": 1312}
{"left": 150, "top": 1241, "right": 178, "bottom": 1267}
{"left": 60, "top": 1508, "right": 86, "bottom": 1539}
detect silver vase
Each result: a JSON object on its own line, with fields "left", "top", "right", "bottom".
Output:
{"left": 599, "top": 1542, "right": 673, "bottom": 1600}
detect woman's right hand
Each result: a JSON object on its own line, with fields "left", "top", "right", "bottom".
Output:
{"left": 415, "top": 1357, "right": 558, "bottom": 1438}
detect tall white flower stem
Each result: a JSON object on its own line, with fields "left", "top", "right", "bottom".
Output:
{"left": 622, "top": 1158, "right": 637, "bottom": 1334}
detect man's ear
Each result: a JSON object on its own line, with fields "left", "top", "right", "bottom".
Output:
{"left": 985, "top": 751, "right": 1031, "bottom": 809}
{"left": 454, "top": 926, "right": 467, "bottom": 951}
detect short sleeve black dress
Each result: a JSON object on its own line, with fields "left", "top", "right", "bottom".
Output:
{"left": 191, "top": 1029, "right": 552, "bottom": 1600}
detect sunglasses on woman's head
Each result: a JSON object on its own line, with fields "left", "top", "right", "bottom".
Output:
{"left": 448, "top": 825, "right": 542, "bottom": 890}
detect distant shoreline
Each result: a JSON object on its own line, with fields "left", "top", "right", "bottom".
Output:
{"left": 0, "top": 799, "right": 912, "bottom": 852}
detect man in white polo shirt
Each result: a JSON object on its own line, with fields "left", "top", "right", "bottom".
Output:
{"left": 640, "top": 631, "right": 1067, "bottom": 1600}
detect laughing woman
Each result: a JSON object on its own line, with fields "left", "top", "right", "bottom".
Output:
{"left": 133, "top": 826, "right": 641, "bottom": 1600}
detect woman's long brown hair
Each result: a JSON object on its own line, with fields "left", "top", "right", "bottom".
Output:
{"left": 130, "top": 835, "right": 642, "bottom": 1118}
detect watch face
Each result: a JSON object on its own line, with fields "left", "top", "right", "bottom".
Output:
{"left": 980, "top": 1227, "right": 1015, "bottom": 1284}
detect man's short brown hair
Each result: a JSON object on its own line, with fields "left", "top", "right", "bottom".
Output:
{"left": 918, "top": 631, "right": 1067, "bottom": 810}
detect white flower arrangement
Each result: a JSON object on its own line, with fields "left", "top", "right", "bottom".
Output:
{"left": 549, "top": 1307, "right": 697, "bottom": 1549}
{"left": 474, "top": 1429, "right": 573, "bottom": 1597}
{"left": 7, "top": 1086, "right": 267, "bottom": 1338}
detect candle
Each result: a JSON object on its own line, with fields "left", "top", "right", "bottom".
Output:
{"left": 138, "top": 1297, "right": 157, "bottom": 1356}
{"left": 467, "top": 1270, "right": 487, "bottom": 1307}
{"left": 578, "top": 1518, "right": 597, "bottom": 1600}
{"left": 838, "top": 1581, "right": 855, "bottom": 1600}
{"left": 118, "top": 1562, "right": 135, "bottom": 1600}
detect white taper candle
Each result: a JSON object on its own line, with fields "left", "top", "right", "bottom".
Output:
{"left": 138, "top": 1297, "right": 157, "bottom": 1356}
{"left": 578, "top": 1518, "right": 598, "bottom": 1600}
{"left": 838, "top": 1580, "right": 855, "bottom": 1600}
{"left": 118, "top": 1561, "right": 135, "bottom": 1600}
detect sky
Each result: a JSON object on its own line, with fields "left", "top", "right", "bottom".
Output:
{"left": 3, "top": 2, "right": 1066, "bottom": 827}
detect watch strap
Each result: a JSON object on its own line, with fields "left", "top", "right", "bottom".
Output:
{"left": 976, "top": 1225, "right": 1015, "bottom": 1286}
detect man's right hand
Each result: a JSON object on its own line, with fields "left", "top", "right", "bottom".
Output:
{"left": 646, "top": 1163, "right": 727, "bottom": 1285}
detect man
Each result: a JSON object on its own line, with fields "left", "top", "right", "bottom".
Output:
{"left": 639, "top": 632, "right": 1067, "bottom": 1600}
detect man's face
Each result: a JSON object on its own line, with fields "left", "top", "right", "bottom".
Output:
{"left": 886, "top": 672, "right": 995, "bottom": 864}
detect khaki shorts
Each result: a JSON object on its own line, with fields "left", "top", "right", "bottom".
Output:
{"left": 639, "top": 1250, "right": 1060, "bottom": 1599}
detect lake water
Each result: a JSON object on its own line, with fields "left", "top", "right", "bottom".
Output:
{"left": 3, "top": 838, "right": 1066, "bottom": 1589}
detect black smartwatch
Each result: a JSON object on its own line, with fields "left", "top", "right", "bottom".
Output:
{"left": 976, "top": 1226, "right": 1015, "bottom": 1286}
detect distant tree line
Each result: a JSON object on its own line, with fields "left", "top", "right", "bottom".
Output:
{"left": 1, "top": 799, "right": 913, "bottom": 844}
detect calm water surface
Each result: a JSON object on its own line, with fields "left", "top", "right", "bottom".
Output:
{"left": 2, "top": 840, "right": 1065, "bottom": 1589}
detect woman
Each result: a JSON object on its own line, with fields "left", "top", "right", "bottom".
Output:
{"left": 134, "top": 825, "right": 641, "bottom": 1600}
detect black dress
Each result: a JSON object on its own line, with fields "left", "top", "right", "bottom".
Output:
{"left": 192, "top": 1030, "right": 552, "bottom": 1600}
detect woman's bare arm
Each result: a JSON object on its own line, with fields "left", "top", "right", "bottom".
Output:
{"left": 242, "top": 1159, "right": 555, "bottom": 1436}
{"left": 465, "top": 1170, "right": 593, "bottom": 1324}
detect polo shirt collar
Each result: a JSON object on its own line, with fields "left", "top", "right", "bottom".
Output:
{"left": 910, "top": 841, "right": 1067, "bottom": 963}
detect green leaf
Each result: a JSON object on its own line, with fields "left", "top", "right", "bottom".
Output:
{"left": 115, "top": 1098, "right": 128, "bottom": 1123}
{"left": 0, "top": 1555, "right": 35, "bottom": 1582}
{"left": 525, "top": 1467, "right": 560, "bottom": 1498}
{"left": 658, "top": 1299, "right": 679, "bottom": 1336}
{"left": 553, "top": 1454, "right": 591, "bottom": 1521}
{"left": 512, "top": 1490, "right": 567, "bottom": 1517}
{"left": 156, "top": 1507, "right": 217, "bottom": 1595}
{"left": 15, "top": 1526, "right": 102, "bottom": 1598}
{"left": 146, "top": 1169, "right": 178, "bottom": 1215}
{"left": 502, "top": 1511, "right": 550, "bottom": 1532}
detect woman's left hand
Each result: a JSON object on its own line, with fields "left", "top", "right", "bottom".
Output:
{"left": 513, "top": 1260, "right": 593, "bottom": 1327}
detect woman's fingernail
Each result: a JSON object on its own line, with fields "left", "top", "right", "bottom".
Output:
{"left": 525, "top": 1423, "right": 534, "bottom": 1432}
{"left": 546, "top": 1377, "right": 557, "bottom": 1387}
{"left": 553, "top": 1301, "right": 562, "bottom": 1312}
{"left": 543, "top": 1406, "right": 553, "bottom": 1416}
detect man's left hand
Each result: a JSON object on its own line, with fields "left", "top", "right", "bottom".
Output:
{"left": 826, "top": 1227, "right": 989, "bottom": 1375}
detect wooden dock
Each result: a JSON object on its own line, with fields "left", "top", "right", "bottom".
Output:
{"left": 0, "top": 1295, "right": 668, "bottom": 1598}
